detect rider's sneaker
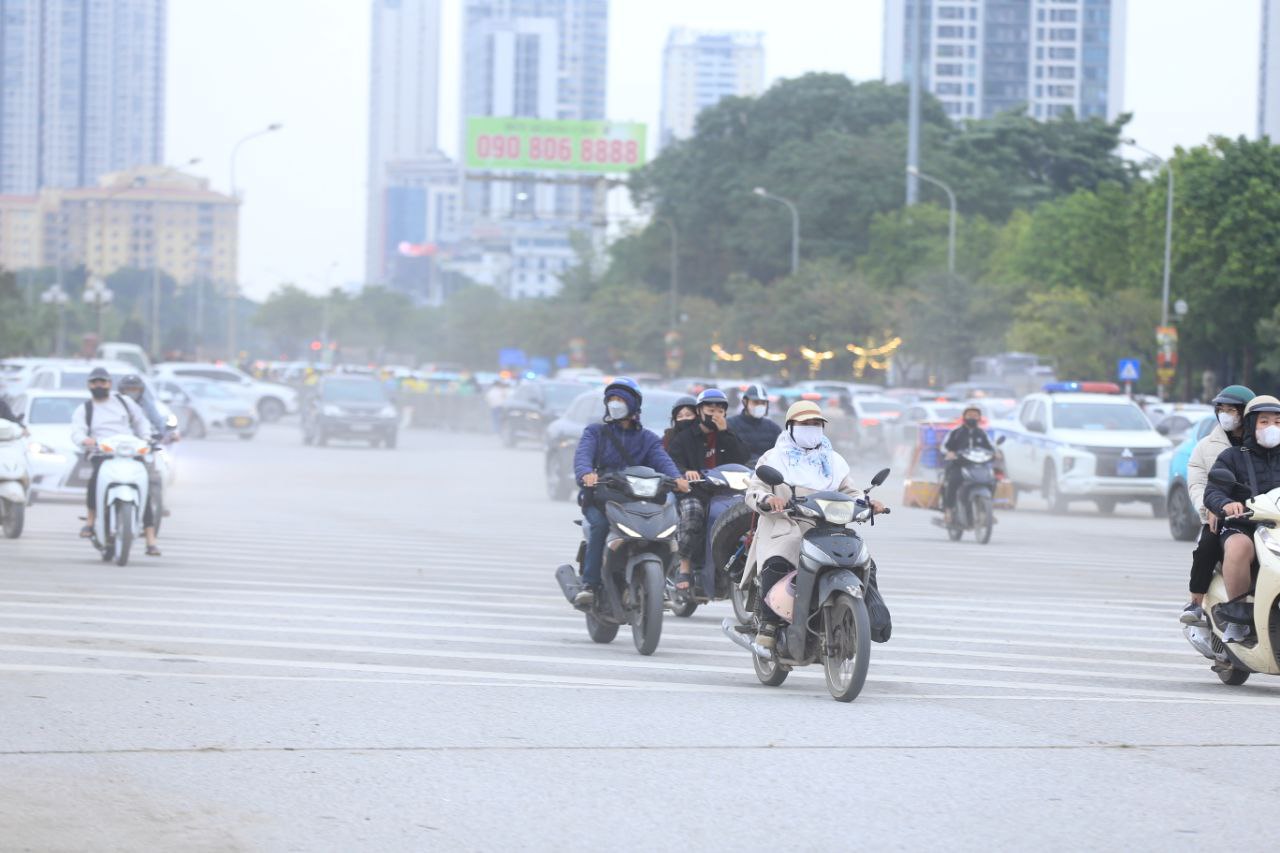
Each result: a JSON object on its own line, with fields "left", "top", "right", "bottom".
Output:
{"left": 754, "top": 622, "right": 778, "bottom": 650}
{"left": 1222, "top": 622, "right": 1253, "bottom": 644}
{"left": 1179, "top": 603, "right": 1206, "bottom": 626}
{"left": 572, "top": 586, "right": 596, "bottom": 607}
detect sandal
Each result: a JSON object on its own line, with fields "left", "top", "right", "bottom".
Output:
{"left": 674, "top": 572, "right": 692, "bottom": 591}
{"left": 145, "top": 545, "right": 161, "bottom": 557}
{"left": 79, "top": 525, "right": 93, "bottom": 539}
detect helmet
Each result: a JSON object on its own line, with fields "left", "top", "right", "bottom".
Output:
{"left": 1212, "top": 385, "right": 1256, "bottom": 407}
{"left": 1245, "top": 395, "right": 1280, "bottom": 416}
{"left": 87, "top": 366, "right": 111, "bottom": 383}
{"left": 763, "top": 570, "right": 798, "bottom": 623}
{"left": 742, "top": 383, "right": 768, "bottom": 402}
{"left": 784, "top": 400, "right": 826, "bottom": 424}
{"left": 696, "top": 388, "right": 728, "bottom": 407}
{"left": 670, "top": 395, "right": 697, "bottom": 422}
{"left": 604, "top": 376, "right": 642, "bottom": 416}
{"left": 119, "top": 374, "right": 145, "bottom": 392}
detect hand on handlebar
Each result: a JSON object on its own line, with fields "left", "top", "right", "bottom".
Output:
{"left": 765, "top": 495, "right": 788, "bottom": 513}
{"left": 581, "top": 472, "right": 599, "bottom": 488}
{"left": 81, "top": 437, "right": 97, "bottom": 449}
{"left": 1224, "top": 502, "right": 1249, "bottom": 519}
{"left": 675, "top": 478, "right": 691, "bottom": 494}
{"left": 944, "top": 451, "right": 957, "bottom": 461}
{"left": 684, "top": 470, "right": 702, "bottom": 482}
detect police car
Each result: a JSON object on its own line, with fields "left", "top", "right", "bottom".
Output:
{"left": 994, "top": 382, "right": 1173, "bottom": 514}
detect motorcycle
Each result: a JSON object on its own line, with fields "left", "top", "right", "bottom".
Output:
{"left": 0, "top": 419, "right": 30, "bottom": 539}
{"left": 936, "top": 436, "right": 1005, "bottom": 544}
{"left": 723, "top": 465, "right": 892, "bottom": 702}
{"left": 1183, "top": 470, "right": 1280, "bottom": 686}
{"left": 88, "top": 433, "right": 152, "bottom": 567}
{"left": 666, "top": 463, "right": 753, "bottom": 618}
{"left": 555, "top": 465, "right": 679, "bottom": 656}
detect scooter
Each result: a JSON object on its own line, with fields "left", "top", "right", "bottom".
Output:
{"left": 722, "top": 465, "right": 892, "bottom": 702}
{"left": 555, "top": 465, "right": 679, "bottom": 656}
{"left": 88, "top": 433, "right": 151, "bottom": 567}
{"left": 935, "top": 437, "right": 1005, "bottom": 544}
{"left": 1183, "top": 470, "right": 1280, "bottom": 685}
{"left": 0, "top": 419, "right": 30, "bottom": 539}
{"left": 666, "top": 463, "right": 753, "bottom": 618}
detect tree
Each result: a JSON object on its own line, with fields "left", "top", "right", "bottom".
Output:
{"left": 253, "top": 285, "right": 323, "bottom": 358}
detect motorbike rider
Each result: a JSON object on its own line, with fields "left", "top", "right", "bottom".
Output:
{"left": 662, "top": 395, "right": 698, "bottom": 450}
{"left": 941, "top": 403, "right": 994, "bottom": 524}
{"left": 119, "top": 374, "right": 177, "bottom": 441}
{"left": 69, "top": 367, "right": 161, "bottom": 556}
{"left": 0, "top": 391, "right": 26, "bottom": 433}
{"left": 1180, "top": 385, "right": 1254, "bottom": 626}
{"left": 1203, "top": 394, "right": 1280, "bottom": 643}
{"left": 572, "top": 378, "right": 688, "bottom": 606}
{"left": 745, "top": 401, "right": 884, "bottom": 650}
{"left": 728, "top": 384, "right": 780, "bottom": 465}
{"left": 667, "top": 388, "right": 750, "bottom": 594}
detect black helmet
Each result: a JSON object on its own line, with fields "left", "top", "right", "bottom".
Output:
{"left": 741, "top": 383, "right": 768, "bottom": 402}
{"left": 671, "top": 395, "right": 697, "bottom": 423}
{"left": 119, "top": 374, "right": 145, "bottom": 392}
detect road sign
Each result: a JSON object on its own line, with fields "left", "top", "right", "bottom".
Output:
{"left": 465, "top": 117, "right": 647, "bottom": 174}
{"left": 1117, "top": 359, "right": 1141, "bottom": 382}
{"left": 1158, "top": 366, "right": 1176, "bottom": 385}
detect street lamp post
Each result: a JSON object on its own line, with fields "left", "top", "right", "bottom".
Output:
{"left": 82, "top": 277, "right": 114, "bottom": 342}
{"left": 752, "top": 187, "right": 800, "bottom": 276}
{"left": 907, "top": 166, "right": 957, "bottom": 276}
{"left": 228, "top": 123, "right": 283, "bottom": 360}
{"left": 654, "top": 217, "right": 678, "bottom": 329}
{"left": 40, "top": 284, "right": 69, "bottom": 356}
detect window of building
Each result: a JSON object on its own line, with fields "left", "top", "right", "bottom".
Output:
{"left": 1049, "top": 28, "right": 1077, "bottom": 41}
{"left": 1049, "top": 46, "right": 1077, "bottom": 59}
{"left": 1049, "top": 9, "right": 1078, "bottom": 22}
{"left": 935, "top": 63, "right": 964, "bottom": 77}
{"left": 936, "top": 25, "right": 965, "bottom": 38}
{"left": 1048, "top": 65, "right": 1075, "bottom": 79}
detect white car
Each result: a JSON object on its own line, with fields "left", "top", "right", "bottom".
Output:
{"left": 1, "top": 357, "right": 61, "bottom": 403}
{"left": 154, "top": 362, "right": 298, "bottom": 422}
{"left": 14, "top": 390, "right": 91, "bottom": 501}
{"left": 995, "top": 389, "right": 1172, "bottom": 514}
{"left": 158, "top": 379, "right": 258, "bottom": 440}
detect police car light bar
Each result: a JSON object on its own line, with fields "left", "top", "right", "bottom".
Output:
{"left": 1042, "top": 381, "right": 1123, "bottom": 394}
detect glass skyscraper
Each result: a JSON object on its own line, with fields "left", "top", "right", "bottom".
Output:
{"left": 0, "top": 0, "right": 166, "bottom": 194}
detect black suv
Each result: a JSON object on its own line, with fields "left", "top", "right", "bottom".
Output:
{"left": 302, "top": 376, "right": 399, "bottom": 448}
{"left": 496, "top": 380, "right": 590, "bottom": 447}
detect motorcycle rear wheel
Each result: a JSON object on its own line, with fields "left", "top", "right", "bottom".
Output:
{"left": 1, "top": 499, "right": 23, "bottom": 539}
{"left": 1217, "top": 667, "right": 1250, "bottom": 686}
{"left": 823, "top": 593, "right": 871, "bottom": 702}
{"left": 631, "top": 559, "right": 665, "bottom": 656}
{"left": 113, "top": 499, "right": 134, "bottom": 567}
{"left": 752, "top": 650, "right": 789, "bottom": 686}
{"left": 585, "top": 611, "right": 618, "bottom": 644}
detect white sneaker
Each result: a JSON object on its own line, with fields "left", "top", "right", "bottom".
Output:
{"left": 1222, "top": 622, "right": 1253, "bottom": 644}
{"left": 1179, "top": 603, "right": 1206, "bottom": 626}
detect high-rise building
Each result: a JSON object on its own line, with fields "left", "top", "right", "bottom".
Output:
{"left": 0, "top": 0, "right": 166, "bottom": 195}
{"left": 365, "top": 0, "right": 448, "bottom": 287}
{"left": 882, "top": 0, "right": 1126, "bottom": 122}
{"left": 1260, "top": 0, "right": 1280, "bottom": 139}
{"left": 457, "top": 0, "right": 609, "bottom": 299}
{"left": 660, "top": 29, "right": 765, "bottom": 148}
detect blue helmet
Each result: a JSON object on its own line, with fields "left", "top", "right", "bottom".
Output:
{"left": 696, "top": 388, "right": 728, "bottom": 406}
{"left": 604, "top": 376, "right": 642, "bottom": 417}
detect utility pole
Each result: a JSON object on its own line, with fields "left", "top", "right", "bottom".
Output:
{"left": 906, "top": 0, "right": 924, "bottom": 205}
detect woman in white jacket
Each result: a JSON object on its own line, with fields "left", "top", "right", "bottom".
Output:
{"left": 1180, "top": 385, "right": 1253, "bottom": 626}
{"left": 744, "top": 400, "right": 883, "bottom": 649}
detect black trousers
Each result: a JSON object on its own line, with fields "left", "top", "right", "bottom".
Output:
{"left": 86, "top": 456, "right": 154, "bottom": 527}
{"left": 1190, "top": 523, "right": 1222, "bottom": 594}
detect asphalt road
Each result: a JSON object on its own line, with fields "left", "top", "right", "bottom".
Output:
{"left": 1, "top": 424, "right": 1277, "bottom": 851}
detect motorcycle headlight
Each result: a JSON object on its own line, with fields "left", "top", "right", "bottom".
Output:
{"left": 28, "top": 442, "right": 56, "bottom": 456}
{"left": 165, "top": 413, "right": 178, "bottom": 428}
{"left": 816, "top": 499, "right": 855, "bottom": 525}
{"left": 658, "top": 524, "right": 677, "bottom": 539}
{"left": 626, "top": 475, "right": 661, "bottom": 498}
{"left": 616, "top": 523, "right": 642, "bottom": 538}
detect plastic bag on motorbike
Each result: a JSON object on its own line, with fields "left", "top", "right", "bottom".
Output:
{"left": 866, "top": 583, "right": 892, "bottom": 643}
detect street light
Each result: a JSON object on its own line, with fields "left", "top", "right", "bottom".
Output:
{"left": 654, "top": 217, "right": 678, "bottom": 330}
{"left": 1122, "top": 138, "right": 1174, "bottom": 330}
{"left": 82, "top": 277, "right": 114, "bottom": 342}
{"left": 907, "top": 166, "right": 957, "bottom": 276}
{"left": 752, "top": 187, "right": 800, "bottom": 276}
{"left": 40, "top": 284, "right": 69, "bottom": 356}
{"left": 228, "top": 123, "right": 283, "bottom": 360}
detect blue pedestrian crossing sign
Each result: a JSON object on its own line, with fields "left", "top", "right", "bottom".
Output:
{"left": 1117, "top": 358, "right": 1141, "bottom": 382}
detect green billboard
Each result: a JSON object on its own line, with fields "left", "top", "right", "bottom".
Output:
{"left": 464, "top": 118, "right": 647, "bottom": 174}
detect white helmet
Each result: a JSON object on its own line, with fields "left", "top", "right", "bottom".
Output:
{"left": 763, "top": 570, "right": 798, "bottom": 623}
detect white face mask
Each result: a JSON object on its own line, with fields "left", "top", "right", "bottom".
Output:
{"left": 791, "top": 424, "right": 824, "bottom": 449}
{"left": 1217, "top": 411, "right": 1240, "bottom": 432}
{"left": 606, "top": 400, "right": 630, "bottom": 420}
{"left": 1258, "top": 424, "right": 1280, "bottom": 449}
{"left": 748, "top": 403, "right": 768, "bottom": 419}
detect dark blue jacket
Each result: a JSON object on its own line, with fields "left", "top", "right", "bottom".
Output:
{"left": 728, "top": 412, "right": 781, "bottom": 464}
{"left": 574, "top": 421, "right": 680, "bottom": 485}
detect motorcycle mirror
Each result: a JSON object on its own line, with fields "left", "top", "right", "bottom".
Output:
{"left": 996, "top": 435, "right": 1006, "bottom": 446}
{"left": 870, "top": 468, "right": 891, "bottom": 487}
{"left": 756, "top": 465, "right": 785, "bottom": 487}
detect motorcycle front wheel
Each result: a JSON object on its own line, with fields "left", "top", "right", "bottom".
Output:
{"left": 1, "top": 499, "right": 23, "bottom": 539}
{"left": 112, "top": 499, "right": 134, "bottom": 567}
{"left": 585, "top": 611, "right": 618, "bottom": 644}
{"left": 822, "top": 593, "right": 871, "bottom": 702}
{"left": 973, "top": 493, "right": 993, "bottom": 544}
{"left": 630, "top": 558, "right": 665, "bottom": 656}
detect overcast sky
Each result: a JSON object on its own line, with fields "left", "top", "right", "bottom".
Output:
{"left": 167, "top": 0, "right": 1261, "bottom": 299}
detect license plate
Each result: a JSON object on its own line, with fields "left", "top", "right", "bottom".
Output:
{"left": 1116, "top": 458, "right": 1139, "bottom": 477}
{"left": 230, "top": 417, "right": 251, "bottom": 428}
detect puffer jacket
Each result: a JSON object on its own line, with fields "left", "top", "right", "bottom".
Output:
{"left": 573, "top": 420, "right": 680, "bottom": 486}
{"left": 728, "top": 412, "right": 781, "bottom": 464}
{"left": 1204, "top": 417, "right": 1280, "bottom": 517}
{"left": 1187, "top": 423, "right": 1238, "bottom": 522}
{"left": 667, "top": 422, "right": 749, "bottom": 473}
